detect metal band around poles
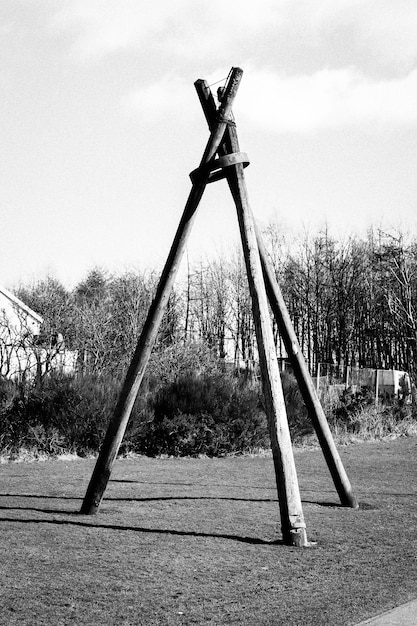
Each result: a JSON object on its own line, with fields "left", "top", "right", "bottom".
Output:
{"left": 189, "top": 151, "right": 250, "bottom": 184}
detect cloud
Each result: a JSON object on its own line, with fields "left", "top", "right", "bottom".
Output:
{"left": 50, "top": 0, "right": 189, "bottom": 60}
{"left": 49, "top": 0, "right": 417, "bottom": 78}
{"left": 235, "top": 66, "right": 417, "bottom": 133}
{"left": 122, "top": 74, "right": 194, "bottom": 122}
{"left": 122, "top": 67, "right": 245, "bottom": 123}
{"left": 50, "top": 0, "right": 417, "bottom": 134}
{"left": 125, "top": 65, "right": 417, "bottom": 133}
{"left": 313, "top": 0, "right": 417, "bottom": 73}
{"left": 50, "top": 0, "right": 281, "bottom": 62}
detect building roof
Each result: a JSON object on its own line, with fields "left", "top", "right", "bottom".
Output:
{"left": 0, "top": 285, "right": 44, "bottom": 324}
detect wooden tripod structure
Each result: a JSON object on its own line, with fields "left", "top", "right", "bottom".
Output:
{"left": 81, "top": 68, "right": 358, "bottom": 547}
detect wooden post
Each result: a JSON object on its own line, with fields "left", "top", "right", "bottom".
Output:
{"left": 80, "top": 68, "right": 243, "bottom": 515}
{"left": 345, "top": 365, "right": 350, "bottom": 390}
{"left": 230, "top": 148, "right": 308, "bottom": 546}
{"left": 375, "top": 369, "right": 380, "bottom": 406}
{"left": 195, "top": 80, "right": 358, "bottom": 510}
{"left": 316, "top": 363, "right": 321, "bottom": 393}
{"left": 195, "top": 81, "right": 308, "bottom": 546}
{"left": 255, "top": 232, "right": 358, "bottom": 509}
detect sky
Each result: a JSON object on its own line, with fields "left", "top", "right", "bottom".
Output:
{"left": 2, "top": 0, "right": 417, "bottom": 289}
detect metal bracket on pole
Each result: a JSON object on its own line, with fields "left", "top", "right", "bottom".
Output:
{"left": 190, "top": 152, "right": 250, "bottom": 184}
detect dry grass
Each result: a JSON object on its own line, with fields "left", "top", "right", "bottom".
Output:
{"left": 330, "top": 406, "right": 417, "bottom": 444}
{"left": 0, "top": 438, "right": 417, "bottom": 625}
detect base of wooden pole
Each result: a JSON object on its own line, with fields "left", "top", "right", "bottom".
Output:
{"left": 342, "top": 493, "right": 360, "bottom": 509}
{"left": 80, "top": 500, "right": 99, "bottom": 515}
{"left": 289, "top": 527, "right": 309, "bottom": 547}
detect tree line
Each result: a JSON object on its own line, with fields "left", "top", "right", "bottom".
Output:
{"left": 12, "top": 225, "right": 417, "bottom": 382}
{"left": 2, "top": 224, "right": 417, "bottom": 457}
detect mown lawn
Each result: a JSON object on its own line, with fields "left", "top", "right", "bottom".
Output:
{"left": 0, "top": 438, "right": 416, "bottom": 625}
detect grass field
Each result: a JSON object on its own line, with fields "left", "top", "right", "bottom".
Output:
{"left": 0, "top": 438, "right": 416, "bottom": 625}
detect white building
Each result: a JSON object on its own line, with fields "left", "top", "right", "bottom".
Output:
{"left": 0, "top": 285, "right": 44, "bottom": 380}
{"left": 0, "top": 285, "right": 43, "bottom": 337}
{"left": 0, "top": 285, "right": 77, "bottom": 380}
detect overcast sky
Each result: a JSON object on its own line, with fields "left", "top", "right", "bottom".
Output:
{"left": 2, "top": 0, "right": 417, "bottom": 289}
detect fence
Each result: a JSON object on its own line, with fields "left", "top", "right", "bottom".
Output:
{"left": 315, "top": 363, "right": 411, "bottom": 405}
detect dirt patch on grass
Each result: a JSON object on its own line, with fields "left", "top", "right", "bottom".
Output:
{"left": 0, "top": 438, "right": 416, "bottom": 625}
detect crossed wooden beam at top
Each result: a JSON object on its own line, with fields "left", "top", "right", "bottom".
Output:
{"left": 80, "top": 68, "right": 358, "bottom": 547}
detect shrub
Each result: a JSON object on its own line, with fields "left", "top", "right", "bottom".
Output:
{"left": 132, "top": 371, "right": 269, "bottom": 456}
{"left": 0, "top": 374, "right": 123, "bottom": 455}
{"left": 134, "top": 370, "right": 319, "bottom": 456}
{"left": 329, "top": 386, "right": 417, "bottom": 441}
{"left": 333, "top": 386, "right": 375, "bottom": 424}
{"left": 6, "top": 351, "right": 393, "bottom": 458}
{"left": 147, "top": 341, "right": 220, "bottom": 387}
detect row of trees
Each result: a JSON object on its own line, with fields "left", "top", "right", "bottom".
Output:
{"left": 2, "top": 224, "right": 417, "bottom": 457}
{"left": 10, "top": 226, "right": 417, "bottom": 382}
{"left": 281, "top": 228, "right": 417, "bottom": 377}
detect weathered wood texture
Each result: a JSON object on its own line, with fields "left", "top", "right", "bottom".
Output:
{"left": 196, "top": 80, "right": 307, "bottom": 546}
{"left": 195, "top": 79, "right": 358, "bottom": 511}
{"left": 80, "top": 68, "right": 243, "bottom": 515}
{"left": 255, "top": 232, "right": 359, "bottom": 509}
{"left": 229, "top": 157, "right": 308, "bottom": 546}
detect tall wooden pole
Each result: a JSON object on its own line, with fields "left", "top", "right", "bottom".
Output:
{"left": 255, "top": 232, "right": 359, "bottom": 508}
{"left": 80, "top": 68, "right": 243, "bottom": 515}
{"left": 196, "top": 82, "right": 308, "bottom": 546}
{"left": 195, "top": 80, "right": 358, "bottom": 510}
{"left": 230, "top": 161, "right": 308, "bottom": 546}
